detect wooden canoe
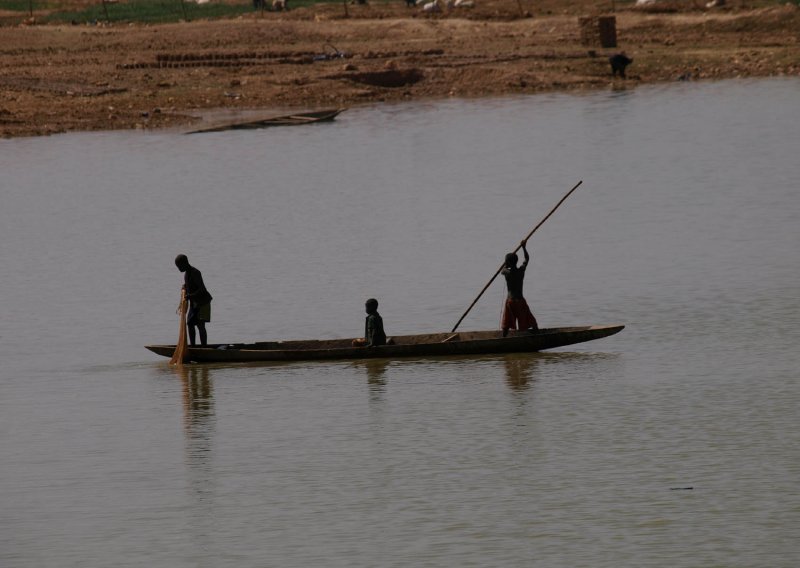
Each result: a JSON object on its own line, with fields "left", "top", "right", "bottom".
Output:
{"left": 145, "top": 324, "right": 624, "bottom": 364}
{"left": 186, "top": 108, "right": 344, "bottom": 134}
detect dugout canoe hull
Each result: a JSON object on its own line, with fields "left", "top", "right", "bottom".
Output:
{"left": 145, "top": 325, "right": 624, "bottom": 364}
{"left": 186, "top": 108, "right": 344, "bottom": 134}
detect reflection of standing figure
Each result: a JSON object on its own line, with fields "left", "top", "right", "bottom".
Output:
{"left": 504, "top": 355, "right": 535, "bottom": 391}
{"left": 180, "top": 366, "right": 214, "bottom": 428}
{"left": 500, "top": 240, "right": 539, "bottom": 337}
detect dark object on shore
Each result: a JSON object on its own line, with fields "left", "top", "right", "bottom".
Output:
{"left": 186, "top": 108, "right": 344, "bottom": 134}
{"left": 313, "top": 43, "right": 347, "bottom": 61}
{"left": 146, "top": 324, "right": 624, "bottom": 363}
{"left": 609, "top": 53, "right": 633, "bottom": 78}
{"left": 340, "top": 68, "right": 424, "bottom": 89}
{"left": 579, "top": 16, "right": 617, "bottom": 48}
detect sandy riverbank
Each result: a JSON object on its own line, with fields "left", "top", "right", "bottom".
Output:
{"left": 1, "top": 1, "right": 798, "bottom": 138}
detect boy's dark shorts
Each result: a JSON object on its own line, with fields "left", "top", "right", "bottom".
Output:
{"left": 188, "top": 303, "right": 211, "bottom": 325}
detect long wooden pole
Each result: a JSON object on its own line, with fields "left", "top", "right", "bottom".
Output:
{"left": 450, "top": 180, "right": 583, "bottom": 333}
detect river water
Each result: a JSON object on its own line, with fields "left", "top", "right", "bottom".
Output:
{"left": 1, "top": 78, "right": 799, "bottom": 567}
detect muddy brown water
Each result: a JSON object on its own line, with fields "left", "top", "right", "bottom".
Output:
{"left": 1, "top": 78, "right": 799, "bottom": 567}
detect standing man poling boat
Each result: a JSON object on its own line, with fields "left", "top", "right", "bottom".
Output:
{"left": 500, "top": 240, "right": 538, "bottom": 337}
{"left": 174, "top": 254, "right": 213, "bottom": 346}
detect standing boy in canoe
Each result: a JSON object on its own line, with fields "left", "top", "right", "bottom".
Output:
{"left": 175, "top": 254, "right": 213, "bottom": 346}
{"left": 500, "top": 240, "right": 538, "bottom": 337}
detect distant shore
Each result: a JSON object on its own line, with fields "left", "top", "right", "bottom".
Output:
{"left": 1, "top": 2, "right": 798, "bottom": 138}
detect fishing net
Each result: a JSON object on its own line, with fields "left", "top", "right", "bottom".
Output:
{"left": 169, "top": 289, "right": 188, "bottom": 365}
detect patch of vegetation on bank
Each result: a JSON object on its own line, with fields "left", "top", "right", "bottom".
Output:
{"left": 46, "top": 1, "right": 255, "bottom": 24}
{"left": 3, "top": 0, "right": 797, "bottom": 26}
{"left": 1, "top": 0, "right": 350, "bottom": 25}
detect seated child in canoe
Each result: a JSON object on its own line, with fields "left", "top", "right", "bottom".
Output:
{"left": 353, "top": 298, "right": 388, "bottom": 347}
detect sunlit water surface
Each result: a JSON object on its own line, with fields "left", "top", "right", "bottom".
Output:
{"left": 1, "top": 78, "right": 799, "bottom": 567}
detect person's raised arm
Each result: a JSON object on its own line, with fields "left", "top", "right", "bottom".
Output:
{"left": 520, "top": 240, "right": 530, "bottom": 268}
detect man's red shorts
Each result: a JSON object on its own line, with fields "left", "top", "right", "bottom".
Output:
{"left": 501, "top": 298, "right": 538, "bottom": 331}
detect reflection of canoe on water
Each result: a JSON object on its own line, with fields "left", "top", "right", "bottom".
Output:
{"left": 146, "top": 324, "right": 624, "bottom": 364}
{"left": 186, "top": 108, "right": 344, "bottom": 134}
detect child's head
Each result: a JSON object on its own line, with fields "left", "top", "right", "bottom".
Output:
{"left": 504, "top": 252, "right": 518, "bottom": 268}
{"left": 365, "top": 298, "right": 379, "bottom": 314}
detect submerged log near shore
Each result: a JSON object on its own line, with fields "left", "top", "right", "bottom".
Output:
{"left": 1, "top": 1, "right": 798, "bottom": 138}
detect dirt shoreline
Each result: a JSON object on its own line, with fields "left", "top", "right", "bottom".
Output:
{"left": 1, "top": 2, "right": 798, "bottom": 138}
